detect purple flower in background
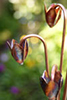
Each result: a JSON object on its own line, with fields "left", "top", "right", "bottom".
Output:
{"left": 10, "top": 86, "right": 19, "bottom": 94}
{"left": 0, "top": 53, "right": 9, "bottom": 62}
{"left": 0, "top": 63, "right": 5, "bottom": 72}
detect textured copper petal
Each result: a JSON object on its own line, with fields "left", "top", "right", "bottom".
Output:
{"left": 45, "top": 4, "right": 61, "bottom": 27}
{"left": 54, "top": 71, "right": 63, "bottom": 88}
{"left": 40, "top": 78, "right": 59, "bottom": 99}
{"left": 40, "top": 67, "right": 63, "bottom": 99}
{"left": 41, "top": 70, "right": 50, "bottom": 83}
{"left": 7, "top": 39, "right": 28, "bottom": 64}
{"left": 20, "top": 40, "right": 28, "bottom": 61}
{"left": 46, "top": 8, "right": 56, "bottom": 27}
{"left": 51, "top": 65, "right": 58, "bottom": 81}
{"left": 54, "top": 7, "right": 61, "bottom": 25}
{"left": 11, "top": 43, "right": 24, "bottom": 64}
{"left": 45, "top": 81, "right": 58, "bottom": 99}
{"left": 51, "top": 65, "right": 63, "bottom": 88}
{"left": 11, "top": 40, "right": 28, "bottom": 64}
{"left": 40, "top": 70, "right": 51, "bottom": 97}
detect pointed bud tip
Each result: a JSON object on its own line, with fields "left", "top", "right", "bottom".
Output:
{"left": 7, "top": 41, "right": 11, "bottom": 50}
{"left": 7, "top": 41, "right": 10, "bottom": 45}
{"left": 20, "top": 62, "right": 23, "bottom": 65}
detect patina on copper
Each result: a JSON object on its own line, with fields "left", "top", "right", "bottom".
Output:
{"left": 40, "top": 65, "right": 63, "bottom": 100}
{"left": 7, "top": 39, "right": 28, "bottom": 65}
{"left": 44, "top": 4, "right": 61, "bottom": 27}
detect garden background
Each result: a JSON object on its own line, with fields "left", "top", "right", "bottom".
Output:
{"left": 0, "top": 0, "right": 67, "bottom": 100}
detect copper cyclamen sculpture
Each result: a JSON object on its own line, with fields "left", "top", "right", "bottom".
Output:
{"left": 7, "top": 3, "right": 67, "bottom": 100}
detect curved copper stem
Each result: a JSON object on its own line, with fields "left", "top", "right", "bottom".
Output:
{"left": 55, "top": 4, "right": 66, "bottom": 73}
{"left": 55, "top": 4, "right": 66, "bottom": 100}
{"left": 20, "top": 34, "right": 49, "bottom": 75}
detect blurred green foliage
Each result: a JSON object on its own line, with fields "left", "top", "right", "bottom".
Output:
{"left": 0, "top": 0, "right": 67, "bottom": 100}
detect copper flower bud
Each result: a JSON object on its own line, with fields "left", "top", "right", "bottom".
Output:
{"left": 44, "top": 4, "right": 61, "bottom": 27}
{"left": 7, "top": 39, "right": 28, "bottom": 65}
{"left": 40, "top": 65, "right": 63, "bottom": 99}
{"left": 51, "top": 65, "right": 63, "bottom": 88}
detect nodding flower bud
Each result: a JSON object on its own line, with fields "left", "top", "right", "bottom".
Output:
{"left": 40, "top": 65, "right": 63, "bottom": 99}
{"left": 44, "top": 4, "right": 61, "bottom": 27}
{"left": 7, "top": 39, "right": 28, "bottom": 65}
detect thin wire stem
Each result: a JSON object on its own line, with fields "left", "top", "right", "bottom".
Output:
{"left": 56, "top": 4, "right": 66, "bottom": 73}
{"left": 46, "top": 3, "right": 66, "bottom": 100}
{"left": 20, "top": 34, "right": 49, "bottom": 76}
{"left": 56, "top": 4, "right": 66, "bottom": 100}
{"left": 55, "top": 4, "right": 66, "bottom": 100}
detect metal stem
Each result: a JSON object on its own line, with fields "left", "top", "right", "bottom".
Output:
{"left": 20, "top": 34, "right": 49, "bottom": 76}
{"left": 55, "top": 4, "right": 66, "bottom": 100}
{"left": 56, "top": 4, "right": 66, "bottom": 73}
